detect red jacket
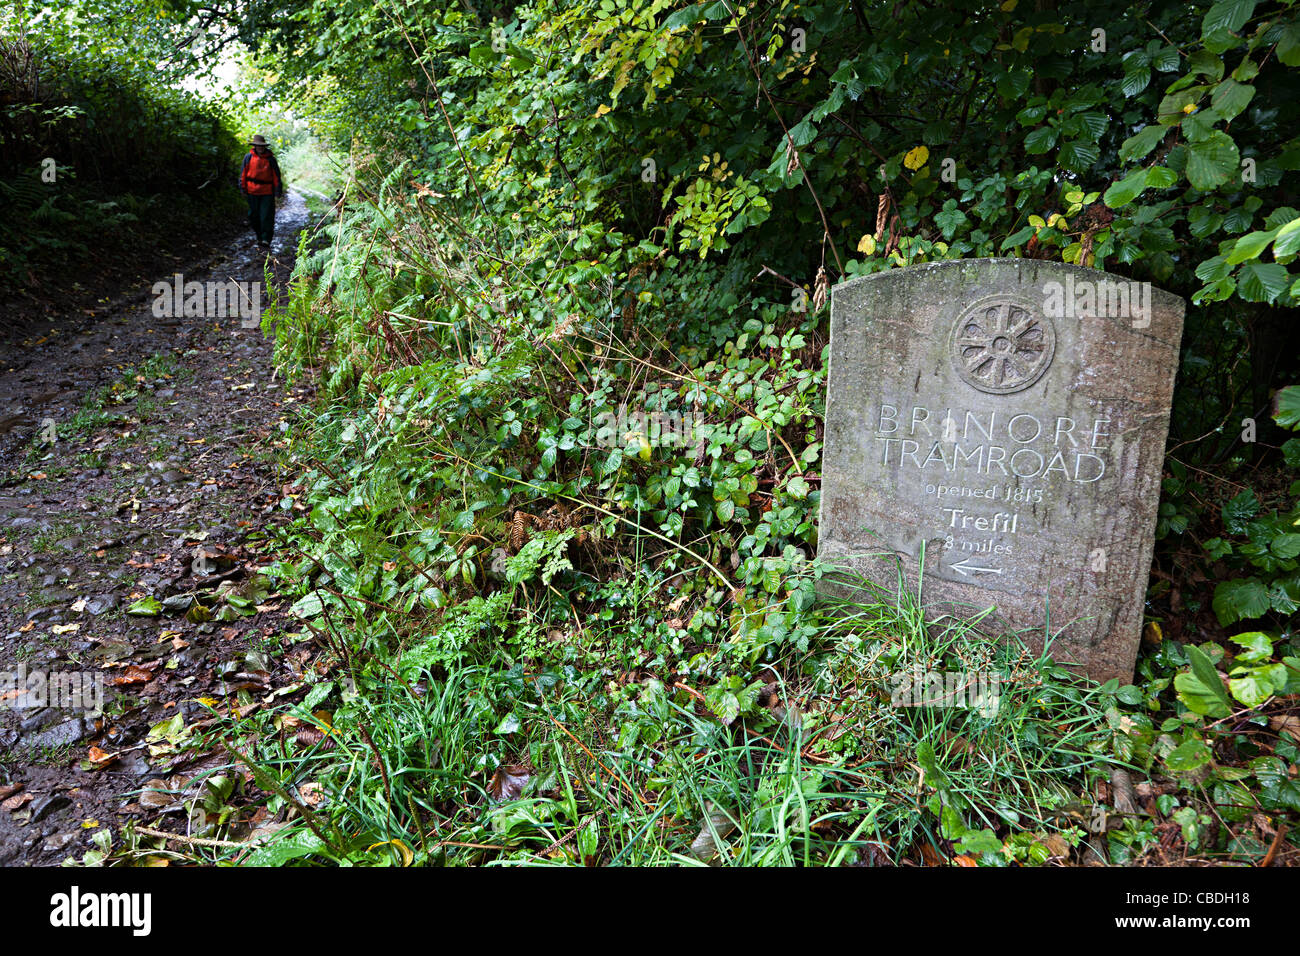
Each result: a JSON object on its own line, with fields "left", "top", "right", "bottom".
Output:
{"left": 240, "top": 149, "right": 282, "bottom": 196}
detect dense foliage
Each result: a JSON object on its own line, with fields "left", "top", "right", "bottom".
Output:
{"left": 14, "top": 0, "right": 1300, "bottom": 865}
{"left": 0, "top": 4, "right": 244, "bottom": 301}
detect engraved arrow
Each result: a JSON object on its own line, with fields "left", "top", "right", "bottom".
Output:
{"left": 950, "top": 558, "right": 1002, "bottom": 576}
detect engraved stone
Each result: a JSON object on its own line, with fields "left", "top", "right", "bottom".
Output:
{"left": 817, "top": 259, "right": 1185, "bottom": 683}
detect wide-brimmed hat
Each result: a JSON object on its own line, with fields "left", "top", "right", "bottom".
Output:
{"left": 249, "top": 134, "right": 269, "bottom": 147}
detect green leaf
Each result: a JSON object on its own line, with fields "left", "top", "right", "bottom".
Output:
{"left": 1188, "top": 49, "right": 1227, "bottom": 81}
{"left": 1152, "top": 45, "right": 1181, "bottom": 72}
{"left": 126, "top": 596, "right": 162, "bottom": 616}
{"left": 290, "top": 592, "right": 324, "bottom": 620}
{"left": 1185, "top": 131, "right": 1240, "bottom": 191}
{"left": 242, "top": 831, "right": 329, "bottom": 867}
{"left": 1103, "top": 168, "right": 1148, "bottom": 209}
{"left": 1212, "top": 577, "right": 1271, "bottom": 625}
{"left": 1270, "top": 534, "right": 1300, "bottom": 559}
{"left": 1228, "top": 630, "right": 1273, "bottom": 665}
{"left": 1275, "top": 385, "right": 1300, "bottom": 429}
{"left": 957, "top": 829, "right": 1003, "bottom": 854}
{"left": 1238, "top": 262, "right": 1289, "bottom": 302}
{"left": 1165, "top": 738, "right": 1213, "bottom": 773}
{"left": 1210, "top": 79, "right": 1254, "bottom": 120}
{"left": 1272, "top": 218, "right": 1300, "bottom": 257}
{"left": 915, "top": 740, "right": 950, "bottom": 790}
{"left": 1225, "top": 228, "right": 1278, "bottom": 265}
{"left": 1023, "top": 126, "right": 1057, "bottom": 154}
{"left": 1146, "top": 166, "right": 1178, "bottom": 189}
{"left": 1195, "top": 255, "right": 1231, "bottom": 282}
{"left": 494, "top": 712, "right": 521, "bottom": 734}
{"left": 1059, "top": 139, "right": 1100, "bottom": 172}
{"left": 1222, "top": 488, "right": 1259, "bottom": 533}
{"left": 1278, "top": 24, "right": 1300, "bottom": 67}
{"left": 1121, "top": 67, "right": 1151, "bottom": 98}
{"left": 1119, "top": 126, "right": 1165, "bottom": 163}
{"left": 1201, "top": 0, "right": 1256, "bottom": 37}
{"left": 1185, "top": 644, "right": 1235, "bottom": 713}
{"left": 1158, "top": 85, "right": 1209, "bottom": 124}
{"left": 1229, "top": 666, "right": 1284, "bottom": 707}
{"left": 704, "top": 686, "right": 740, "bottom": 724}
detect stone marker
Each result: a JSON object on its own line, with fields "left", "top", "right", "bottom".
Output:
{"left": 817, "top": 259, "right": 1185, "bottom": 683}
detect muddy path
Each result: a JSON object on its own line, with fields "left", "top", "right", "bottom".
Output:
{"left": 0, "top": 192, "right": 318, "bottom": 864}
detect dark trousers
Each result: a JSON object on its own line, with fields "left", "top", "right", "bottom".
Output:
{"left": 246, "top": 194, "right": 276, "bottom": 243}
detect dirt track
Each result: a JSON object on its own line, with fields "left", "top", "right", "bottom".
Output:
{"left": 0, "top": 193, "right": 314, "bottom": 864}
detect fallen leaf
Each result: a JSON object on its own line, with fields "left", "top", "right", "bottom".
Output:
{"left": 2, "top": 792, "right": 34, "bottom": 812}
{"left": 1270, "top": 715, "right": 1300, "bottom": 744}
{"left": 110, "top": 666, "right": 155, "bottom": 686}
{"left": 489, "top": 764, "right": 531, "bottom": 803}
{"left": 919, "top": 842, "right": 948, "bottom": 866}
{"left": 1039, "top": 833, "right": 1071, "bottom": 859}
{"left": 139, "top": 780, "right": 175, "bottom": 808}
{"left": 86, "top": 746, "right": 118, "bottom": 768}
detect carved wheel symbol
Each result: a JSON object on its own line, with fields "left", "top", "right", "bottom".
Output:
{"left": 950, "top": 298, "right": 1055, "bottom": 394}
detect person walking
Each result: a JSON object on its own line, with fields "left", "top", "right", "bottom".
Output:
{"left": 239, "top": 135, "right": 284, "bottom": 249}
